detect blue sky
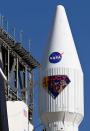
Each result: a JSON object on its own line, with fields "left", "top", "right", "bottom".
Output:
{"left": 0, "top": 0, "right": 90, "bottom": 131}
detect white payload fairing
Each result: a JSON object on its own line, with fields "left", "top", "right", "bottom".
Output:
{"left": 39, "top": 5, "right": 84, "bottom": 131}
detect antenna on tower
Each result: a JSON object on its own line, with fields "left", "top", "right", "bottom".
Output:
{"left": 1, "top": 15, "right": 4, "bottom": 27}
{"left": 0, "top": 14, "right": 1, "bottom": 26}
{"left": 6, "top": 20, "right": 8, "bottom": 32}
{"left": 29, "top": 39, "right": 31, "bottom": 53}
{"left": 0, "top": 15, "right": 8, "bottom": 32}
{"left": 20, "top": 30, "right": 23, "bottom": 45}
{"left": 12, "top": 27, "right": 16, "bottom": 40}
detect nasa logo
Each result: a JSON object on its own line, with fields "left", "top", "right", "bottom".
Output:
{"left": 49, "top": 52, "right": 63, "bottom": 63}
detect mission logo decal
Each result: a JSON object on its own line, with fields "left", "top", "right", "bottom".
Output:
{"left": 49, "top": 52, "right": 63, "bottom": 63}
{"left": 43, "top": 75, "right": 70, "bottom": 99}
{"left": 23, "top": 109, "right": 27, "bottom": 118}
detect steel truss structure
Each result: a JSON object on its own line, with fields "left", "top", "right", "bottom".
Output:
{"left": 0, "top": 27, "right": 40, "bottom": 123}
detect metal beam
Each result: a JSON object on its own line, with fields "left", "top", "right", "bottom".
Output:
{"left": 7, "top": 48, "right": 9, "bottom": 98}
{"left": 0, "top": 57, "right": 9, "bottom": 131}
{"left": 16, "top": 57, "right": 19, "bottom": 99}
{"left": 25, "top": 66, "right": 28, "bottom": 104}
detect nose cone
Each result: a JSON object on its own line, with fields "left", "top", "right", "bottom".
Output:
{"left": 43, "top": 5, "right": 82, "bottom": 71}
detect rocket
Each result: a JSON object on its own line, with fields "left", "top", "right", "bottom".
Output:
{"left": 39, "top": 5, "right": 84, "bottom": 131}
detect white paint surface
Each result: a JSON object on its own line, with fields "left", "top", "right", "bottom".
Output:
{"left": 7, "top": 101, "right": 33, "bottom": 131}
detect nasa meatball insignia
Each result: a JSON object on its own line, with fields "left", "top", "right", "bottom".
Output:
{"left": 49, "top": 52, "right": 63, "bottom": 63}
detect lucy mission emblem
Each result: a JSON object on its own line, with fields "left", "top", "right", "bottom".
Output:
{"left": 43, "top": 52, "right": 71, "bottom": 99}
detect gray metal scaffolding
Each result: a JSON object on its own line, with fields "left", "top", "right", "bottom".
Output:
{"left": 0, "top": 27, "right": 40, "bottom": 123}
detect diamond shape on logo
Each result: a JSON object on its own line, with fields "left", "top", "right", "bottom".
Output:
{"left": 43, "top": 75, "right": 71, "bottom": 99}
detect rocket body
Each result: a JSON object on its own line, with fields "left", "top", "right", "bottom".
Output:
{"left": 39, "top": 5, "right": 84, "bottom": 131}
